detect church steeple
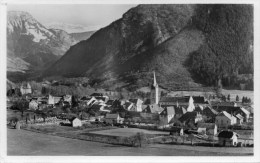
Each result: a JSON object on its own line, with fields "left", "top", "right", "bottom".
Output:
{"left": 153, "top": 71, "right": 157, "bottom": 87}
{"left": 151, "top": 71, "right": 159, "bottom": 104}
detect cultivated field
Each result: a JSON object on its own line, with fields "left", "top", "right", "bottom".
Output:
{"left": 89, "top": 128, "right": 169, "bottom": 137}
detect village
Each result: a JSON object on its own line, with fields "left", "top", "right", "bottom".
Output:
{"left": 7, "top": 72, "right": 254, "bottom": 148}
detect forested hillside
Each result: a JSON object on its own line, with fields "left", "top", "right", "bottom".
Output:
{"left": 44, "top": 4, "right": 253, "bottom": 90}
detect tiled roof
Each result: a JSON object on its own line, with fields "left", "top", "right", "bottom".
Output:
{"left": 129, "top": 99, "right": 143, "bottom": 104}
{"left": 144, "top": 104, "right": 164, "bottom": 114}
{"left": 95, "top": 97, "right": 106, "bottom": 101}
{"left": 124, "top": 102, "right": 133, "bottom": 109}
{"left": 197, "top": 123, "right": 216, "bottom": 129}
{"left": 160, "top": 97, "right": 188, "bottom": 103}
{"left": 90, "top": 93, "right": 103, "bottom": 97}
{"left": 174, "top": 106, "right": 186, "bottom": 114}
{"left": 90, "top": 104, "right": 103, "bottom": 111}
{"left": 179, "top": 111, "right": 197, "bottom": 123}
{"left": 106, "top": 100, "right": 114, "bottom": 105}
{"left": 217, "top": 111, "right": 232, "bottom": 120}
{"left": 203, "top": 106, "right": 218, "bottom": 115}
{"left": 218, "top": 131, "right": 238, "bottom": 138}
{"left": 236, "top": 114, "right": 244, "bottom": 120}
{"left": 106, "top": 114, "right": 119, "bottom": 119}
{"left": 240, "top": 107, "right": 250, "bottom": 115}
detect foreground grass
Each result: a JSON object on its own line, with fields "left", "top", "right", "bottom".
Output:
{"left": 8, "top": 128, "right": 253, "bottom": 156}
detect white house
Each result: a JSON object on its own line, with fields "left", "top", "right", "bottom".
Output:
{"left": 215, "top": 111, "right": 237, "bottom": 128}
{"left": 48, "top": 95, "right": 62, "bottom": 105}
{"left": 235, "top": 114, "right": 244, "bottom": 125}
{"left": 70, "top": 117, "right": 82, "bottom": 127}
{"left": 197, "top": 123, "right": 218, "bottom": 136}
{"left": 159, "top": 106, "right": 175, "bottom": 126}
{"left": 20, "top": 83, "right": 32, "bottom": 95}
{"left": 129, "top": 99, "right": 143, "bottom": 112}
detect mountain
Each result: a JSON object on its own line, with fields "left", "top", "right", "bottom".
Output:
{"left": 70, "top": 31, "right": 96, "bottom": 42}
{"left": 45, "top": 22, "right": 103, "bottom": 33}
{"left": 7, "top": 11, "right": 77, "bottom": 82}
{"left": 44, "top": 4, "right": 253, "bottom": 90}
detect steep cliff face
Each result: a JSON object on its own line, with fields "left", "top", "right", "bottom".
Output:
{"left": 44, "top": 4, "right": 253, "bottom": 89}
{"left": 7, "top": 11, "right": 77, "bottom": 81}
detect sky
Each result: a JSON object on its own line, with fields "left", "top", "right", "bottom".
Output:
{"left": 7, "top": 4, "right": 137, "bottom": 28}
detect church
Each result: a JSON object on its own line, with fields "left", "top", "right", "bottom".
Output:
{"left": 150, "top": 71, "right": 160, "bottom": 105}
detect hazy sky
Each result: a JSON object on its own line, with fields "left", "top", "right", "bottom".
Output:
{"left": 7, "top": 4, "right": 137, "bottom": 27}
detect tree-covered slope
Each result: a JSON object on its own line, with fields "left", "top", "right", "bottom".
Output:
{"left": 44, "top": 4, "right": 253, "bottom": 90}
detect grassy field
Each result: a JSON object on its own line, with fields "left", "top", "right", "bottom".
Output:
{"left": 89, "top": 128, "right": 169, "bottom": 137}
{"left": 7, "top": 128, "right": 253, "bottom": 156}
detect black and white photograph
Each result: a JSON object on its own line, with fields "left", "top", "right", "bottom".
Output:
{"left": 0, "top": 0, "right": 259, "bottom": 162}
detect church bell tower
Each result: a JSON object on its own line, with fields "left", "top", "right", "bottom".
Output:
{"left": 151, "top": 71, "right": 159, "bottom": 104}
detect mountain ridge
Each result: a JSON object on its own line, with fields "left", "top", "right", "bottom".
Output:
{"left": 7, "top": 11, "right": 77, "bottom": 82}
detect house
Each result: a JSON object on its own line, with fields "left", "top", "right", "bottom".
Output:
{"left": 90, "top": 104, "right": 105, "bottom": 112}
{"left": 20, "top": 83, "right": 32, "bottom": 95}
{"left": 159, "top": 96, "right": 188, "bottom": 107}
{"left": 129, "top": 99, "right": 143, "bottom": 112}
{"left": 178, "top": 111, "right": 203, "bottom": 126}
{"left": 202, "top": 106, "right": 218, "bottom": 122}
{"left": 69, "top": 117, "right": 82, "bottom": 127}
{"left": 63, "top": 95, "right": 72, "bottom": 104}
{"left": 215, "top": 111, "right": 237, "bottom": 128}
{"left": 218, "top": 130, "right": 239, "bottom": 146}
{"left": 37, "top": 96, "right": 48, "bottom": 104}
{"left": 174, "top": 106, "right": 187, "bottom": 120}
{"left": 95, "top": 96, "right": 107, "bottom": 104}
{"left": 214, "top": 106, "right": 250, "bottom": 122}
{"left": 170, "top": 127, "right": 184, "bottom": 136}
{"left": 124, "top": 102, "right": 134, "bottom": 111}
{"left": 80, "top": 96, "right": 88, "bottom": 101}
{"left": 105, "top": 114, "right": 124, "bottom": 124}
{"left": 159, "top": 106, "right": 175, "bottom": 126}
{"left": 29, "top": 100, "right": 38, "bottom": 110}
{"left": 48, "top": 95, "right": 62, "bottom": 105}
{"left": 197, "top": 123, "right": 218, "bottom": 136}
{"left": 235, "top": 114, "right": 244, "bottom": 124}
{"left": 86, "top": 97, "right": 98, "bottom": 106}
{"left": 194, "top": 106, "right": 203, "bottom": 114}
{"left": 159, "top": 96, "right": 209, "bottom": 108}
{"left": 140, "top": 104, "right": 163, "bottom": 119}
{"left": 106, "top": 100, "right": 115, "bottom": 106}
{"left": 142, "top": 104, "right": 164, "bottom": 114}
{"left": 239, "top": 107, "right": 250, "bottom": 122}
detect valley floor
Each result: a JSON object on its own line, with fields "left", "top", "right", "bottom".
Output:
{"left": 7, "top": 129, "right": 253, "bottom": 156}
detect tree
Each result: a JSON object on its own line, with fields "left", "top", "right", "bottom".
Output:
{"left": 133, "top": 132, "right": 146, "bottom": 147}
{"left": 242, "top": 96, "right": 245, "bottom": 103}
{"left": 14, "top": 99, "right": 29, "bottom": 120}
{"left": 236, "top": 95, "right": 240, "bottom": 102}
{"left": 227, "top": 94, "right": 231, "bottom": 101}
{"left": 222, "top": 95, "right": 226, "bottom": 102}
